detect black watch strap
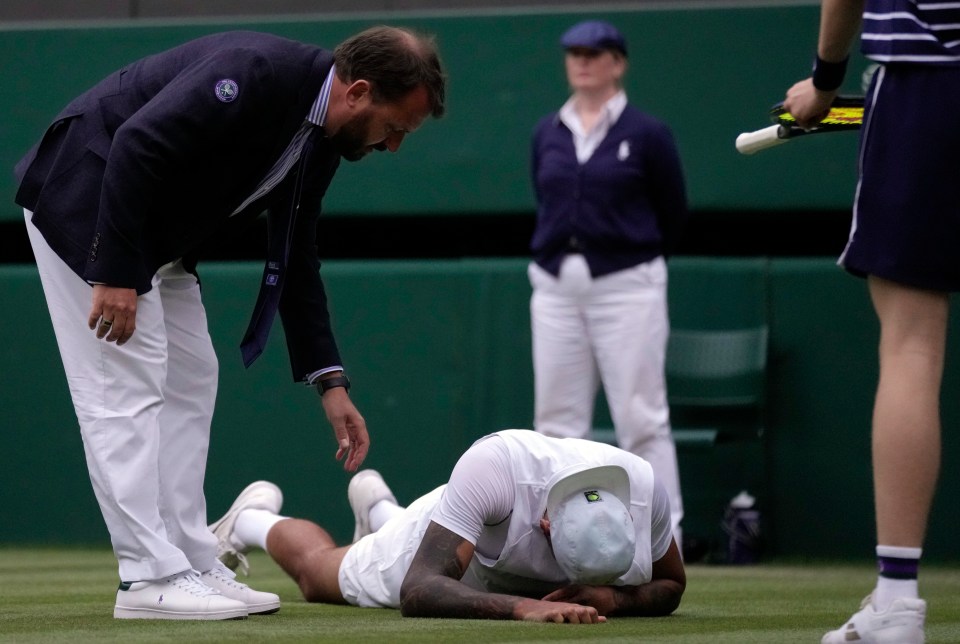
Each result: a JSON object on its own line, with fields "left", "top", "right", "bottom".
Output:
{"left": 317, "top": 375, "right": 350, "bottom": 394}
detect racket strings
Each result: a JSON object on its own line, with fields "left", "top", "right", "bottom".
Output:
{"left": 778, "top": 106, "right": 863, "bottom": 127}
{"left": 769, "top": 95, "right": 864, "bottom": 126}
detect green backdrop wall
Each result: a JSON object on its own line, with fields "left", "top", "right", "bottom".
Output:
{"left": 2, "top": 3, "right": 864, "bottom": 222}
{"left": 4, "top": 258, "right": 960, "bottom": 563}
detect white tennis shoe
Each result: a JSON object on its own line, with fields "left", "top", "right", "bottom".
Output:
{"left": 208, "top": 480, "right": 283, "bottom": 576}
{"left": 201, "top": 559, "right": 280, "bottom": 615}
{"left": 347, "top": 469, "right": 397, "bottom": 542}
{"left": 114, "top": 569, "right": 248, "bottom": 620}
{"left": 821, "top": 593, "right": 926, "bottom": 643}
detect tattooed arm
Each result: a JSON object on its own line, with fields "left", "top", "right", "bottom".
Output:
{"left": 399, "top": 521, "right": 605, "bottom": 623}
{"left": 541, "top": 537, "right": 686, "bottom": 616}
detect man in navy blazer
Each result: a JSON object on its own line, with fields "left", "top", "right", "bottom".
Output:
{"left": 15, "top": 26, "right": 446, "bottom": 620}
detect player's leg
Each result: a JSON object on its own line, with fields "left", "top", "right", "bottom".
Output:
{"left": 870, "top": 276, "right": 945, "bottom": 589}
{"left": 210, "top": 480, "right": 349, "bottom": 604}
{"left": 822, "top": 278, "right": 942, "bottom": 644}
{"left": 266, "top": 519, "right": 352, "bottom": 604}
{"left": 529, "top": 256, "right": 600, "bottom": 438}
{"left": 590, "top": 257, "right": 684, "bottom": 538}
{"left": 225, "top": 482, "right": 442, "bottom": 609}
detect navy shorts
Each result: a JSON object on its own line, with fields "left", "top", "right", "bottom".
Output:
{"left": 838, "top": 64, "right": 960, "bottom": 292}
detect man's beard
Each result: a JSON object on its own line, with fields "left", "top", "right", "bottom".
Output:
{"left": 329, "top": 111, "right": 374, "bottom": 162}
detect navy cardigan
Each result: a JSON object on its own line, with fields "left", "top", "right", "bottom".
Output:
{"left": 530, "top": 104, "right": 688, "bottom": 277}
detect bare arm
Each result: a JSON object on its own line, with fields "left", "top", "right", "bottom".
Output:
{"left": 540, "top": 537, "right": 686, "bottom": 617}
{"left": 818, "top": 0, "right": 865, "bottom": 62}
{"left": 784, "top": 0, "right": 865, "bottom": 129}
{"left": 399, "top": 522, "right": 604, "bottom": 623}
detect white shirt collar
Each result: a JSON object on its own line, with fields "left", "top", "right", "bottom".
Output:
{"left": 558, "top": 89, "right": 628, "bottom": 164}
{"left": 307, "top": 64, "right": 336, "bottom": 127}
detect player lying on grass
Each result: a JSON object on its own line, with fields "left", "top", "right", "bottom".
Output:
{"left": 209, "top": 429, "right": 686, "bottom": 622}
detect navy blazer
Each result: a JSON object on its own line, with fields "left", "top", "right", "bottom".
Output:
{"left": 15, "top": 30, "right": 343, "bottom": 381}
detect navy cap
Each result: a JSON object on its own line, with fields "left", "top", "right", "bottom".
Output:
{"left": 560, "top": 20, "right": 628, "bottom": 56}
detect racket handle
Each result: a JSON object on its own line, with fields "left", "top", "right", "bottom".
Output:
{"left": 735, "top": 125, "right": 789, "bottom": 155}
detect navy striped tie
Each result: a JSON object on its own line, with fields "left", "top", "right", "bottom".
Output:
{"left": 239, "top": 128, "right": 317, "bottom": 367}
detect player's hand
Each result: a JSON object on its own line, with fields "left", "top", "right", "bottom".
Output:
{"left": 514, "top": 597, "right": 605, "bottom": 624}
{"left": 320, "top": 388, "right": 369, "bottom": 471}
{"left": 88, "top": 284, "right": 137, "bottom": 345}
{"left": 542, "top": 584, "right": 617, "bottom": 615}
{"left": 783, "top": 78, "right": 837, "bottom": 130}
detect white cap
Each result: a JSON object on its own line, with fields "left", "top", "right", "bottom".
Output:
{"left": 546, "top": 465, "right": 635, "bottom": 584}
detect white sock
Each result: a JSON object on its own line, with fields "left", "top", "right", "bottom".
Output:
{"left": 234, "top": 508, "right": 288, "bottom": 552}
{"left": 875, "top": 577, "right": 919, "bottom": 610}
{"left": 876, "top": 544, "right": 923, "bottom": 559}
{"left": 368, "top": 499, "right": 404, "bottom": 533}
{"left": 873, "top": 545, "right": 922, "bottom": 610}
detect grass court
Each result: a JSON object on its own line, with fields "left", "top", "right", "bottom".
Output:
{"left": 2, "top": 548, "right": 959, "bottom": 642}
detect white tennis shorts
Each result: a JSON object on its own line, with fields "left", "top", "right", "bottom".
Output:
{"left": 338, "top": 485, "right": 445, "bottom": 608}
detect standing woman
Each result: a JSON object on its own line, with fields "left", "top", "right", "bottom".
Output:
{"left": 528, "top": 19, "right": 689, "bottom": 542}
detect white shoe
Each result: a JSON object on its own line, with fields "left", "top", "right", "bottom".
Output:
{"left": 201, "top": 559, "right": 280, "bottom": 615}
{"left": 822, "top": 593, "right": 926, "bottom": 643}
{"left": 347, "top": 469, "right": 397, "bottom": 542}
{"left": 114, "top": 569, "right": 248, "bottom": 620}
{"left": 209, "top": 480, "right": 283, "bottom": 575}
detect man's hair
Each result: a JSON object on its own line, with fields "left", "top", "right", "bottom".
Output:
{"left": 334, "top": 25, "right": 446, "bottom": 118}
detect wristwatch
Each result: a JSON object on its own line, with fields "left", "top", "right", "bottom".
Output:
{"left": 316, "top": 375, "right": 351, "bottom": 395}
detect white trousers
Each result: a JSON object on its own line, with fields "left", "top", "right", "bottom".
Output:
{"left": 529, "top": 254, "right": 684, "bottom": 534}
{"left": 26, "top": 210, "right": 219, "bottom": 582}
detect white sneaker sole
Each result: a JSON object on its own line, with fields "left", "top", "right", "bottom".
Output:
{"left": 249, "top": 600, "right": 281, "bottom": 615}
{"left": 114, "top": 606, "right": 248, "bottom": 620}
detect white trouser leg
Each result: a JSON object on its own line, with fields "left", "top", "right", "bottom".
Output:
{"left": 588, "top": 257, "right": 684, "bottom": 535}
{"left": 26, "top": 210, "right": 217, "bottom": 581}
{"left": 153, "top": 261, "right": 219, "bottom": 573}
{"left": 529, "top": 256, "right": 599, "bottom": 438}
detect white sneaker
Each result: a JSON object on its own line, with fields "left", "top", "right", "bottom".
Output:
{"left": 209, "top": 480, "right": 283, "bottom": 575}
{"left": 201, "top": 559, "right": 280, "bottom": 615}
{"left": 114, "top": 569, "right": 248, "bottom": 620}
{"left": 822, "top": 593, "right": 926, "bottom": 643}
{"left": 347, "top": 469, "right": 397, "bottom": 542}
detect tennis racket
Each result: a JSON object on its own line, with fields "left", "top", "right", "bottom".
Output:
{"left": 735, "top": 95, "right": 864, "bottom": 155}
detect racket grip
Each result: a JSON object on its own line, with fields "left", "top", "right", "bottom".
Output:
{"left": 735, "top": 125, "right": 788, "bottom": 155}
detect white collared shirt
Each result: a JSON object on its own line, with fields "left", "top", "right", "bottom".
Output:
{"left": 558, "top": 89, "right": 627, "bottom": 164}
